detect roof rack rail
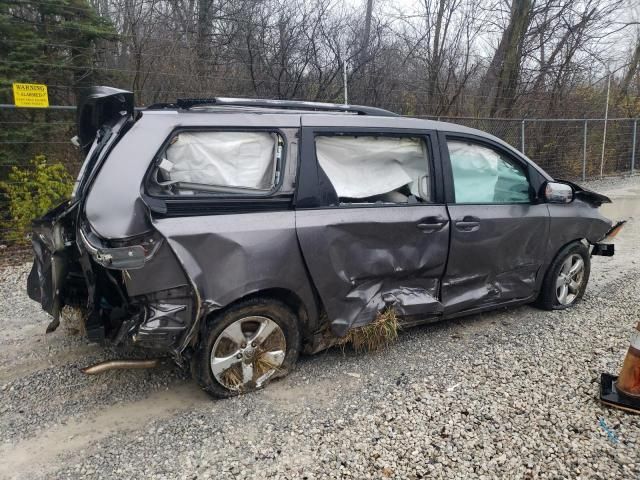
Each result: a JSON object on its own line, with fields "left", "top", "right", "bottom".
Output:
{"left": 154, "top": 97, "right": 397, "bottom": 116}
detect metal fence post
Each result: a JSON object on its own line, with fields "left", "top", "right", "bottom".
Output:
{"left": 632, "top": 119, "right": 637, "bottom": 175}
{"left": 521, "top": 119, "right": 525, "bottom": 153}
{"left": 582, "top": 120, "right": 588, "bottom": 181}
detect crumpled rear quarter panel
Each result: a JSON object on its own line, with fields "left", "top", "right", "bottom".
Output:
{"left": 152, "top": 211, "right": 319, "bottom": 333}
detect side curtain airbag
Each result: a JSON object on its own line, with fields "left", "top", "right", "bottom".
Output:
{"left": 316, "top": 136, "right": 428, "bottom": 199}
{"left": 449, "top": 140, "right": 529, "bottom": 203}
{"left": 163, "top": 131, "right": 276, "bottom": 189}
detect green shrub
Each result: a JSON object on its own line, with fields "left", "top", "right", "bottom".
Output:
{"left": 1, "top": 155, "right": 74, "bottom": 244}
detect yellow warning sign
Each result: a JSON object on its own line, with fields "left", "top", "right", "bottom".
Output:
{"left": 12, "top": 83, "right": 49, "bottom": 108}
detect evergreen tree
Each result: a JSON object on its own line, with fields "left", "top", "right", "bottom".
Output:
{"left": 0, "top": 0, "right": 115, "bottom": 241}
{"left": 0, "top": 0, "right": 115, "bottom": 167}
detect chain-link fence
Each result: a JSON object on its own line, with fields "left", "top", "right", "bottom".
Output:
{"left": 425, "top": 116, "right": 638, "bottom": 180}
{"left": 0, "top": 105, "right": 638, "bottom": 259}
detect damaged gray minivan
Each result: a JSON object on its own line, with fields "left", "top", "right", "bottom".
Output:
{"left": 28, "top": 86, "right": 621, "bottom": 397}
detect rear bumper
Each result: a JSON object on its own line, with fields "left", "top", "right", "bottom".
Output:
{"left": 27, "top": 201, "right": 79, "bottom": 322}
{"left": 27, "top": 203, "right": 197, "bottom": 358}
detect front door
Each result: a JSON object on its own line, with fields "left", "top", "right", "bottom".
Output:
{"left": 439, "top": 134, "right": 550, "bottom": 313}
{"left": 295, "top": 126, "right": 450, "bottom": 336}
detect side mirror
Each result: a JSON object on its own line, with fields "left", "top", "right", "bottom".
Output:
{"left": 543, "top": 181, "right": 574, "bottom": 204}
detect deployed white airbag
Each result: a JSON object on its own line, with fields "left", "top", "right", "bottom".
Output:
{"left": 316, "top": 136, "right": 428, "bottom": 199}
{"left": 449, "top": 140, "right": 530, "bottom": 203}
{"left": 163, "top": 131, "right": 277, "bottom": 190}
{"left": 449, "top": 141, "right": 499, "bottom": 203}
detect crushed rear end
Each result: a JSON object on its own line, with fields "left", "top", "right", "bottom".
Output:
{"left": 27, "top": 87, "right": 203, "bottom": 363}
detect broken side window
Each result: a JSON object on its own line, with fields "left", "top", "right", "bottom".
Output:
{"left": 447, "top": 140, "right": 531, "bottom": 204}
{"left": 151, "top": 131, "right": 283, "bottom": 195}
{"left": 315, "top": 135, "right": 431, "bottom": 205}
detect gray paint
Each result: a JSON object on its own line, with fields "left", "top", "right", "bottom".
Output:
{"left": 123, "top": 242, "right": 189, "bottom": 297}
{"left": 547, "top": 200, "right": 612, "bottom": 251}
{"left": 153, "top": 210, "right": 319, "bottom": 333}
{"left": 295, "top": 205, "right": 449, "bottom": 336}
{"left": 442, "top": 204, "right": 549, "bottom": 312}
{"left": 85, "top": 113, "right": 299, "bottom": 239}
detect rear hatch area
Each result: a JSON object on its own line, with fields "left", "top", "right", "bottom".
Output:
{"left": 27, "top": 201, "right": 85, "bottom": 332}
{"left": 27, "top": 87, "right": 135, "bottom": 335}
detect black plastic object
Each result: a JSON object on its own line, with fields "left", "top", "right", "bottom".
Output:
{"left": 592, "top": 243, "right": 615, "bottom": 256}
{"left": 600, "top": 372, "right": 640, "bottom": 414}
{"left": 77, "top": 86, "right": 134, "bottom": 153}
{"left": 558, "top": 180, "right": 612, "bottom": 207}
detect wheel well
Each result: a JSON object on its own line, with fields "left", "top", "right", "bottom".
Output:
{"left": 542, "top": 238, "right": 587, "bottom": 281}
{"left": 211, "top": 288, "right": 312, "bottom": 336}
{"left": 553, "top": 238, "right": 588, "bottom": 260}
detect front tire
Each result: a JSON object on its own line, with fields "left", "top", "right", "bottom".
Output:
{"left": 192, "top": 298, "right": 300, "bottom": 398}
{"left": 536, "top": 241, "right": 590, "bottom": 310}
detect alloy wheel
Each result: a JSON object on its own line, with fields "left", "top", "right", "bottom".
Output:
{"left": 210, "top": 316, "right": 286, "bottom": 391}
{"left": 555, "top": 253, "right": 585, "bottom": 305}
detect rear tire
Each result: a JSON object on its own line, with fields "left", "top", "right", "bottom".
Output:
{"left": 536, "top": 241, "right": 590, "bottom": 310}
{"left": 191, "top": 298, "right": 300, "bottom": 398}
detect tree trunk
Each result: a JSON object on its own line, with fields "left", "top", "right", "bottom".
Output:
{"left": 197, "top": 0, "right": 213, "bottom": 83}
{"left": 484, "top": 0, "right": 532, "bottom": 117}
{"left": 617, "top": 37, "right": 640, "bottom": 109}
{"left": 427, "top": 0, "right": 447, "bottom": 108}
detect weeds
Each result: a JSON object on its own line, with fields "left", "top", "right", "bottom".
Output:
{"left": 60, "top": 306, "right": 87, "bottom": 336}
{"left": 254, "top": 350, "right": 281, "bottom": 379}
{"left": 339, "top": 308, "right": 400, "bottom": 353}
{"left": 221, "top": 364, "right": 243, "bottom": 389}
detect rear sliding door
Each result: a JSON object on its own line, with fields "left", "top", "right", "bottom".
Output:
{"left": 295, "top": 126, "right": 450, "bottom": 336}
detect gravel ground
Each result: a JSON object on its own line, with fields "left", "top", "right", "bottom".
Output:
{"left": 1, "top": 176, "right": 639, "bottom": 479}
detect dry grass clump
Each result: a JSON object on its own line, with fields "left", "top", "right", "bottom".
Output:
{"left": 60, "top": 306, "right": 87, "bottom": 336}
{"left": 255, "top": 350, "right": 282, "bottom": 378}
{"left": 339, "top": 308, "right": 399, "bottom": 353}
{"left": 221, "top": 350, "right": 282, "bottom": 389}
{"left": 221, "top": 364, "right": 243, "bottom": 389}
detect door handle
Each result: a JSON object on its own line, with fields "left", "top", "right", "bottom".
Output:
{"left": 455, "top": 221, "right": 480, "bottom": 232}
{"left": 417, "top": 220, "right": 447, "bottom": 232}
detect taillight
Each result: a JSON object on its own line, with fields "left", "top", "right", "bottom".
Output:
{"left": 79, "top": 228, "right": 162, "bottom": 269}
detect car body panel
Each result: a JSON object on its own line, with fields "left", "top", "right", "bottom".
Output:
{"left": 122, "top": 241, "right": 190, "bottom": 297}
{"left": 436, "top": 130, "right": 553, "bottom": 313}
{"left": 295, "top": 124, "right": 449, "bottom": 335}
{"left": 153, "top": 210, "right": 320, "bottom": 335}
{"left": 547, "top": 200, "right": 612, "bottom": 251}
{"left": 296, "top": 205, "right": 449, "bottom": 336}
{"left": 442, "top": 204, "right": 549, "bottom": 313}
{"left": 85, "top": 112, "right": 300, "bottom": 239}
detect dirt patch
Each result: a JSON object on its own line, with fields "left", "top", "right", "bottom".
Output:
{"left": 0, "top": 382, "right": 210, "bottom": 480}
{"left": 261, "top": 375, "right": 357, "bottom": 410}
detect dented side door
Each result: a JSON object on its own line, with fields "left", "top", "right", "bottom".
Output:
{"left": 295, "top": 126, "right": 450, "bottom": 336}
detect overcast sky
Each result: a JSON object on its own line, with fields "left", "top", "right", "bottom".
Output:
{"left": 345, "top": 0, "right": 639, "bottom": 78}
